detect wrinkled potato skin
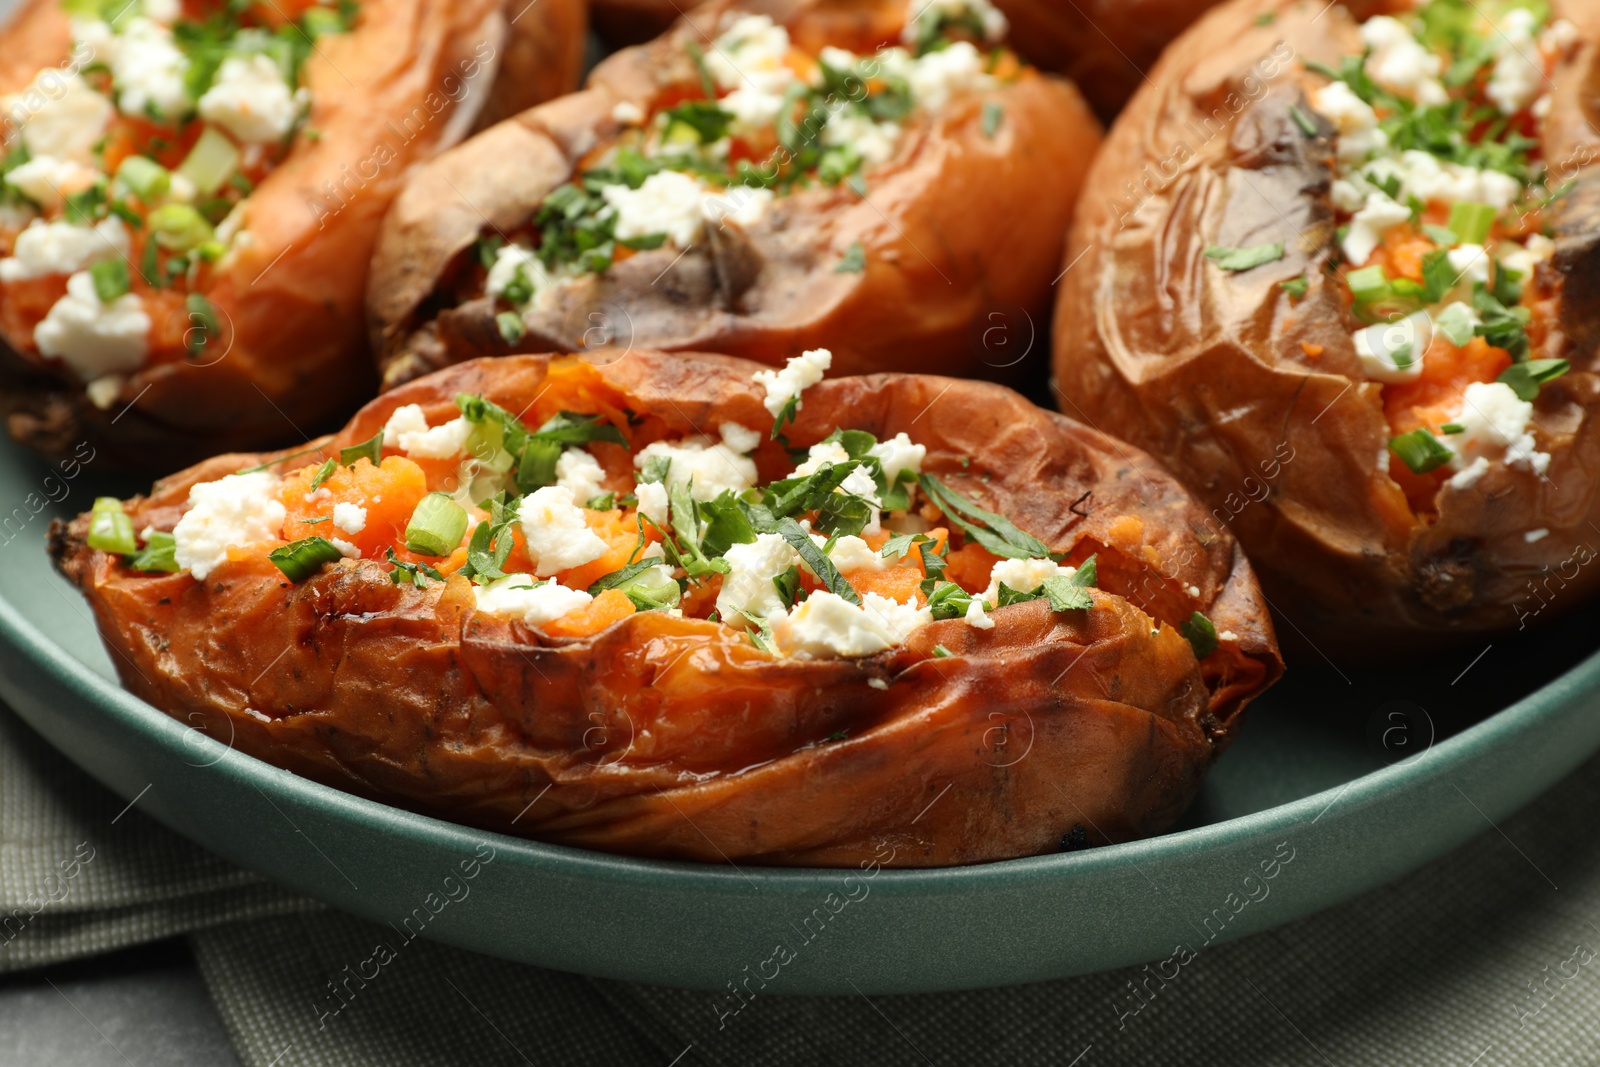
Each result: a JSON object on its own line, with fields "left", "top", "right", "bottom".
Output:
{"left": 590, "top": 0, "right": 1220, "bottom": 121}
{"left": 1053, "top": 0, "right": 1600, "bottom": 652}
{"left": 0, "top": 0, "right": 586, "bottom": 472}
{"left": 52, "top": 352, "right": 1280, "bottom": 866}
{"left": 369, "top": 0, "right": 1101, "bottom": 392}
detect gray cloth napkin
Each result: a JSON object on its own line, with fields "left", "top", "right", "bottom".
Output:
{"left": 6, "top": 701, "right": 1600, "bottom": 1065}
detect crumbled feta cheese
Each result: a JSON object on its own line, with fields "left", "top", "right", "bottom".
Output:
{"left": 198, "top": 53, "right": 298, "bottom": 142}
{"left": 1341, "top": 191, "right": 1412, "bottom": 267}
{"left": 1500, "top": 233, "right": 1555, "bottom": 281}
{"left": 706, "top": 14, "right": 794, "bottom": 93}
{"left": 753, "top": 348, "right": 832, "bottom": 419}
{"left": 3, "top": 155, "right": 101, "bottom": 208}
{"left": 1218, "top": 629, "right": 1239, "bottom": 641}
{"left": 982, "top": 557, "right": 1076, "bottom": 606}
{"left": 171, "top": 471, "right": 286, "bottom": 580}
{"left": 603, "top": 170, "right": 707, "bottom": 248}
{"left": 719, "top": 422, "right": 762, "bottom": 454}
{"left": 1361, "top": 16, "right": 1447, "bottom": 106}
{"left": 1486, "top": 9, "right": 1545, "bottom": 116}
{"left": 818, "top": 534, "right": 885, "bottom": 574}
{"left": 1313, "top": 81, "right": 1387, "bottom": 165}
{"left": 85, "top": 374, "right": 123, "bottom": 410}
{"left": 839, "top": 465, "right": 884, "bottom": 533}
{"left": 1353, "top": 311, "right": 1431, "bottom": 385}
{"left": 821, "top": 109, "right": 902, "bottom": 168}
{"left": 1376, "top": 151, "right": 1521, "bottom": 210}
{"left": 906, "top": 41, "right": 994, "bottom": 111}
{"left": 518, "top": 485, "right": 609, "bottom": 576}
{"left": 635, "top": 480, "right": 670, "bottom": 524}
{"left": 634, "top": 435, "right": 759, "bottom": 502}
{"left": 902, "top": 0, "right": 1009, "bottom": 45}
{"left": 485, "top": 243, "right": 552, "bottom": 306}
{"left": 963, "top": 597, "right": 995, "bottom": 630}
{"left": 794, "top": 440, "right": 851, "bottom": 477}
{"left": 0, "top": 217, "right": 129, "bottom": 282}
{"left": 555, "top": 448, "right": 608, "bottom": 503}
{"left": 1329, "top": 178, "right": 1369, "bottom": 213}
{"left": 330, "top": 537, "right": 360, "bottom": 558}
{"left": 1447, "top": 244, "right": 1492, "bottom": 287}
{"left": 701, "top": 184, "right": 773, "bottom": 231}
{"left": 331, "top": 502, "right": 367, "bottom": 535}
{"left": 1525, "top": 528, "right": 1550, "bottom": 543}
{"left": 867, "top": 432, "right": 926, "bottom": 484}
{"left": 473, "top": 574, "right": 594, "bottom": 625}
{"left": 717, "top": 532, "right": 799, "bottom": 625}
{"left": 719, "top": 84, "right": 788, "bottom": 141}
{"left": 610, "top": 100, "right": 645, "bottom": 126}
{"left": 381, "top": 405, "right": 471, "bottom": 460}
{"left": 34, "top": 271, "right": 150, "bottom": 380}
{"left": 10, "top": 72, "right": 112, "bottom": 163}
{"left": 770, "top": 591, "right": 931, "bottom": 659}
{"left": 1445, "top": 381, "right": 1550, "bottom": 486}
{"left": 69, "top": 17, "right": 118, "bottom": 68}
{"left": 113, "top": 18, "right": 192, "bottom": 120}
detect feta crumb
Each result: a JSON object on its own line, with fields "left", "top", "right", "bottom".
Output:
{"left": 330, "top": 537, "right": 360, "bottom": 558}
{"left": 1525, "top": 528, "right": 1550, "bottom": 543}
{"left": 555, "top": 449, "right": 608, "bottom": 503}
{"left": 485, "top": 243, "right": 551, "bottom": 307}
{"left": 10, "top": 73, "right": 112, "bottom": 164}
{"left": 983, "top": 557, "right": 1075, "bottom": 606}
{"left": 1313, "top": 81, "right": 1387, "bottom": 165}
{"left": 1341, "top": 191, "right": 1412, "bottom": 267}
{"left": 839, "top": 465, "right": 883, "bottom": 533}
{"left": 1218, "top": 629, "right": 1239, "bottom": 641}
{"left": 1445, "top": 381, "right": 1550, "bottom": 485}
{"left": 1447, "top": 244, "right": 1491, "bottom": 287}
{"left": 716, "top": 532, "right": 798, "bottom": 625}
{"left": 331, "top": 502, "right": 367, "bottom": 535}
{"left": 610, "top": 100, "right": 645, "bottom": 126}
{"left": 473, "top": 574, "right": 594, "bottom": 626}
{"left": 867, "top": 677, "right": 889, "bottom": 690}
{"left": 701, "top": 184, "right": 773, "bottom": 231}
{"left": 198, "top": 53, "right": 299, "bottom": 142}
{"left": 794, "top": 440, "right": 851, "bottom": 477}
{"left": 753, "top": 348, "right": 832, "bottom": 419}
{"left": 902, "top": 0, "right": 1008, "bottom": 46}
{"left": 1486, "top": 9, "right": 1545, "bottom": 116}
{"left": 518, "top": 485, "right": 609, "bottom": 576}
{"left": 1500, "top": 234, "right": 1555, "bottom": 281}
{"left": 603, "top": 170, "right": 707, "bottom": 249}
{"left": 113, "top": 18, "right": 192, "bottom": 120}
{"left": 820, "top": 109, "right": 902, "bottom": 168}
{"left": 381, "top": 405, "right": 472, "bottom": 460}
{"left": 1186, "top": 584, "right": 1201, "bottom": 598}
{"left": 817, "top": 534, "right": 885, "bottom": 574}
{"left": 35, "top": 271, "right": 150, "bottom": 380}
{"left": 718, "top": 422, "right": 763, "bottom": 455}
{"left": 171, "top": 471, "right": 286, "bottom": 580}
{"left": 85, "top": 374, "right": 123, "bottom": 409}
{"left": 718, "top": 83, "right": 789, "bottom": 139}
{"left": 905, "top": 41, "right": 995, "bottom": 111}
{"left": 1353, "top": 312, "right": 1431, "bottom": 385}
{"left": 706, "top": 14, "right": 794, "bottom": 93}
{"left": 634, "top": 435, "right": 758, "bottom": 502}
{"left": 963, "top": 597, "right": 995, "bottom": 630}
{"left": 635, "top": 480, "right": 670, "bottom": 524}
{"left": 3, "top": 155, "right": 102, "bottom": 208}
{"left": 770, "top": 591, "right": 932, "bottom": 659}
{"left": 0, "top": 217, "right": 129, "bottom": 282}
{"left": 868, "top": 432, "right": 927, "bottom": 484}
{"left": 1361, "top": 16, "right": 1447, "bottom": 106}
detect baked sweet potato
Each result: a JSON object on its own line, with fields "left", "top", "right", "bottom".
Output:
{"left": 0, "top": 0, "right": 585, "bottom": 472}
{"left": 368, "top": 0, "right": 1100, "bottom": 391}
{"left": 51, "top": 350, "right": 1281, "bottom": 866}
{"left": 1053, "top": 0, "right": 1600, "bottom": 651}
{"left": 590, "top": 0, "right": 1221, "bottom": 121}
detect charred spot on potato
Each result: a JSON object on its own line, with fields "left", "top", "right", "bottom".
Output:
{"left": 1059, "top": 824, "right": 1089, "bottom": 852}
{"left": 1415, "top": 539, "right": 1483, "bottom": 614}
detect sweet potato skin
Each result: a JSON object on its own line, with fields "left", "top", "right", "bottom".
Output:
{"left": 0, "top": 0, "right": 586, "bottom": 472}
{"left": 368, "top": 0, "right": 1102, "bottom": 391}
{"left": 1052, "top": 0, "right": 1600, "bottom": 652}
{"left": 52, "top": 352, "right": 1281, "bottom": 866}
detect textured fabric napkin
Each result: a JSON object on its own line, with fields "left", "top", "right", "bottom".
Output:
{"left": 6, "top": 699, "right": 1600, "bottom": 1065}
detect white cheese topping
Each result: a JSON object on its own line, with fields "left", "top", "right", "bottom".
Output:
{"left": 1353, "top": 312, "right": 1431, "bottom": 385}
{"left": 113, "top": 18, "right": 192, "bottom": 121}
{"left": 902, "top": 0, "right": 1009, "bottom": 45}
{"left": 1312, "top": 81, "right": 1387, "bottom": 166}
{"left": 199, "top": 53, "right": 301, "bottom": 143}
{"left": 867, "top": 432, "right": 926, "bottom": 484}
{"left": 381, "top": 405, "right": 472, "bottom": 460}
{"left": 171, "top": 471, "right": 286, "bottom": 580}
{"left": 604, "top": 170, "right": 708, "bottom": 248}
{"left": 982, "top": 557, "right": 1076, "bottom": 606}
{"left": 1341, "top": 190, "right": 1412, "bottom": 267}
{"left": 753, "top": 348, "right": 832, "bottom": 419}
{"left": 635, "top": 480, "right": 670, "bottom": 524}
{"left": 0, "top": 217, "right": 129, "bottom": 282}
{"left": 555, "top": 449, "right": 608, "bottom": 504}
{"left": 706, "top": 14, "right": 794, "bottom": 93}
{"left": 9, "top": 72, "right": 112, "bottom": 164}
{"left": 718, "top": 421, "right": 763, "bottom": 455}
{"left": 3, "top": 155, "right": 102, "bottom": 209}
{"left": 820, "top": 110, "right": 902, "bottom": 168}
{"left": 34, "top": 271, "right": 150, "bottom": 380}
{"left": 1445, "top": 381, "right": 1550, "bottom": 488}
{"left": 517, "top": 486, "right": 609, "bottom": 576}
{"left": 1486, "top": 9, "right": 1545, "bottom": 116}
{"left": 818, "top": 534, "right": 886, "bottom": 574}
{"left": 771, "top": 591, "right": 932, "bottom": 659}
{"left": 716, "top": 532, "right": 799, "bottom": 625}
{"left": 1360, "top": 15, "right": 1447, "bottom": 106}
{"left": 473, "top": 574, "right": 594, "bottom": 625}
{"left": 903, "top": 41, "right": 996, "bottom": 111}
{"left": 331, "top": 502, "right": 367, "bottom": 535}
{"left": 793, "top": 440, "right": 850, "bottom": 477}
{"left": 485, "top": 243, "right": 551, "bottom": 306}
{"left": 633, "top": 432, "right": 759, "bottom": 502}
{"left": 963, "top": 597, "right": 995, "bottom": 629}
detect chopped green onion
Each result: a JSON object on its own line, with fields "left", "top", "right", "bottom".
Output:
{"left": 835, "top": 241, "right": 866, "bottom": 273}
{"left": 981, "top": 102, "right": 1003, "bottom": 138}
{"left": 115, "top": 155, "right": 170, "bottom": 201}
{"left": 1346, "top": 265, "right": 1390, "bottom": 303}
{"left": 1440, "top": 422, "right": 1465, "bottom": 434}
{"left": 184, "top": 293, "right": 221, "bottom": 358}
{"left": 495, "top": 310, "right": 525, "bottom": 345}
{"left": 89, "top": 259, "right": 130, "bottom": 303}
{"left": 1280, "top": 275, "right": 1309, "bottom": 299}
{"left": 149, "top": 203, "right": 216, "bottom": 251}
{"left": 1204, "top": 243, "right": 1285, "bottom": 271}
{"left": 1447, "top": 201, "right": 1497, "bottom": 246}
{"left": 268, "top": 537, "right": 344, "bottom": 582}
{"left": 932, "top": 644, "right": 953, "bottom": 658}
{"left": 339, "top": 430, "right": 384, "bottom": 467}
{"left": 88, "top": 497, "right": 137, "bottom": 555}
{"left": 308, "top": 458, "right": 337, "bottom": 492}
{"left": 1388, "top": 429, "right": 1454, "bottom": 475}
{"left": 1289, "top": 105, "right": 1319, "bottom": 138}
{"left": 1435, "top": 303, "right": 1478, "bottom": 347}
{"left": 1179, "top": 611, "right": 1219, "bottom": 659}
{"left": 176, "top": 126, "right": 240, "bottom": 197}
{"left": 404, "top": 492, "right": 469, "bottom": 557}
{"left": 127, "top": 530, "right": 180, "bottom": 572}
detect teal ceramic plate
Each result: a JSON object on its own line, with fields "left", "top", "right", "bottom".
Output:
{"left": 1, "top": 438, "right": 1597, "bottom": 995}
